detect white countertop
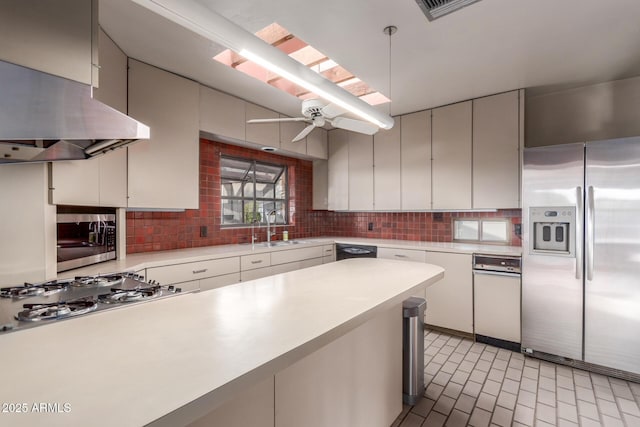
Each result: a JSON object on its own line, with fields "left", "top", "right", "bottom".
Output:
{"left": 0, "top": 258, "right": 444, "bottom": 427}
{"left": 61, "top": 237, "right": 520, "bottom": 278}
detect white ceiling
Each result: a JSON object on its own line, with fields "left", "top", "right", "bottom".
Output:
{"left": 100, "top": 0, "right": 640, "bottom": 119}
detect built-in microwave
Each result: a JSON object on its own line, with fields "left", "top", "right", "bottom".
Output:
{"left": 56, "top": 207, "right": 117, "bottom": 272}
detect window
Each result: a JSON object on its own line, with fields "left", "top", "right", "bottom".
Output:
{"left": 220, "top": 156, "right": 288, "bottom": 226}
{"left": 453, "top": 218, "right": 509, "bottom": 243}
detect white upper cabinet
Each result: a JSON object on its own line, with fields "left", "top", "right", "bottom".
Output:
{"left": 432, "top": 101, "right": 472, "bottom": 210}
{"left": 0, "top": 0, "right": 96, "bottom": 85}
{"left": 307, "top": 128, "right": 328, "bottom": 160}
{"left": 245, "top": 103, "right": 280, "bottom": 148}
{"left": 473, "top": 91, "right": 521, "bottom": 208}
{"left": 328, "top": 130, "right": 349, "bottom": 210}
{"left": 127, "top": 59, "right": 199, "bottom": 209}
{"left": 49, "top": 28, "right": 128, "bottom": 207}
{"left": 279, "top": 117, "right": 308, "bottom": 155}
{"left": 400, "top": 111, "right": 432, "bottom": 210}
{"left": 199, "top": 86, "right": 246, "bottom": 141}
{"left": 373, "top": 124, "right": 401, "bottom": 211}
{"left": 348, "top": 133, "right": 374, "bottom": 211}
{"left": 312, "top": 160, "right": 329, "bottom": 210}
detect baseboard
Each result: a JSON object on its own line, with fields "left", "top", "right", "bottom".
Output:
{"left": 475, "top": 334, "right": 521, "bottom": 353}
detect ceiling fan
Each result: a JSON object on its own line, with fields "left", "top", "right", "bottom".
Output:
{"left": 246, "top": 99, "right": 380, "bottom": 142}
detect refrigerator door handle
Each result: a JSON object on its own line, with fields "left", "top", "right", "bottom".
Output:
{"left": 586, "top": 186, "right": 595, "bottom": 281}
{"left": 575, "top": 186, "right": 583, "bottom": 279}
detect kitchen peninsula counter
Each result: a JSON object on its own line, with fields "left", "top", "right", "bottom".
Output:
{"left": 0, "top": 258, "right": 444, "bottom": 427}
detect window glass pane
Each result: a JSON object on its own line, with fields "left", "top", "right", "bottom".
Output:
{"left": 255, "top": 182, "right": 274, "bottom": 199}
{"left": 254, "top": 163, "right": 283, "bottom": 183}
{"left": 454, "top": 220, "right": 479, "bottom": 240}
{"left": 221, "top": 180, "right": 243, "bottom": 197}
{"left": 243, "top": 201, "right": 261, "bottom": 223}
{"left": 221, "top": 199, "right": 243, "bottom": 225}
{"left": 275, "top": 174, "right": 286, "bottom": 199}
{"left": 273, "top": 201, "right": 286, "bottom": 224}
{"left": 243, "top": 182, "right": 254, "bottom": 198}
{"left": 482, "top": 221, "right": 508, "bottom": 242}
{"left": 220, "top": 158, "right": 251, "bottom": 180}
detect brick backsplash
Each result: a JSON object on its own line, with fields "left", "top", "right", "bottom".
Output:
{"left": 126, "top": 138, "right": 521, "bottom": 254}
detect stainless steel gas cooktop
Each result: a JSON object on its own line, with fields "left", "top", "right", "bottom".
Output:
{"left": 0, "top": 272, "right": 185, "bottom": 333}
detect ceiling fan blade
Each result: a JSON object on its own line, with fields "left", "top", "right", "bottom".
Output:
{"left": 292, "top": 124, "right": 315, "bottom": 142}
{"left": 329, "top": 117, "right": 379, "bottom": 135}
{"left": 246, "top": 117, "right": 307, "bottom": 124}
{"left": 320, "top": 103, "right": 345, "bottom": 119}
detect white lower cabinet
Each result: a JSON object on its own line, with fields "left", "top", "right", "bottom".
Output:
{"left": 321, "top": 245, "right": 335, "bottom": 263}
{"left": 473, "top": 272, "right": 521, "bottom": 343}
{"left": 424, "top": 251, "right": 473, "bottom": 334}
{"left": 241, "top": 246, "right": 325, "bottom": 281}
{"left": 146, "top": 257, "right": 240, "bottom": 291}
{"left": 200, "top": 273, "right": 242, "bottom": 292}
{"left": 377, "top": 247, "right": 426, "bottom": 263}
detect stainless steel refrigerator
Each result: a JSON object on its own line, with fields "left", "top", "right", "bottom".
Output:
{"left": 522, "top": 137, "right": 640, "bottom": 378}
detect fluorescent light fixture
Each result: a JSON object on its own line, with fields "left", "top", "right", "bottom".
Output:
{"left": 131, "top": 0, "right": 394, "bottom": 130}
{"left": 240, "top": 49, "right": 388, "bottom": 129}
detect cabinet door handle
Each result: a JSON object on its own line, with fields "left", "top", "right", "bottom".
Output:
{"left": 325, "top": 249, "right": 333, "bottom": 253}
{"left": 394, "top": 254, "right": 408, "bottom": 258}
{"left": 193, "top": 269, "right": 208, "bottom": 274}
{"left": 251, "top": 260, "right": 263, "bottom": 264}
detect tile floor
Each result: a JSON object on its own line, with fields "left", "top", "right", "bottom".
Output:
{"left": 392, "top": 329, "right": 640, "bottom": 427}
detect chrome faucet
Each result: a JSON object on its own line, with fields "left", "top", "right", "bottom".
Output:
{"left": 264, "top": 207, "right": 277, "bottom": 244}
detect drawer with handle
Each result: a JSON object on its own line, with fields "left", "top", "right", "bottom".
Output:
{"left": 377, "top": 247, "right": 426, "bottom": 263}
{"left": 146, "top": 257, "right": 240, "bottom": 285}
{"left": 241, "top": 253, "right": 272, "bottom": 271}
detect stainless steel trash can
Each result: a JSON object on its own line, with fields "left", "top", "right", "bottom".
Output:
{"left": 403, "top": 297, "right": 426, "bottom": 405}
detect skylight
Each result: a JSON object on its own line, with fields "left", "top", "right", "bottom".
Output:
{"left": 214, "top": 23, "right": 390, "bottom": 106}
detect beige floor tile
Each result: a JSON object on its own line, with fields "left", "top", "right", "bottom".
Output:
{"left": 556, "top": 375, "right": 574, "bottom": 391}
{"left": 432, "top": 371, "right": 452, "bottom": 386}
{"left": 462, "top": 381, "right": 483, "bottom": 398}
{"left": 524, "top": 358, "right": 540, "bottom": 368}
{"left": 449, "top": 370, "right": 469, "bottom": 385}
{"left": 597, "top": 398, "right": 621, "bottom": 418}
{"left": 556, "top": 365, "right": 573, "bottom": 378}
{"left": 535, "top": 402, "right": 556, "bottom": 424}
{"left": 523, "top": 366, "right": 539, "bottom": 380}
{"left": 539, "top": 376, "right": 556, "bottom": 392}
{"left": 440, "top": 345, "right": 456, "bottom": 356}
{"left": 410, "top": 397, "right": 435, "bottom": 418}
{"left": 433, "top": 395, "right": 457, "bottom": 416}
{"left": 513, "top": 404, "right": 535, "bottom": 426}
{"left": 501, "top": 378, "right": 520, "bottom": 395}
{"left": 444, "top": 409, "right": 469, "bottom": 427}
{"left": 496, "top": 349, "right": 512, "bottom": 361}
{"left": 464, "top": 351, "right": 481, "bottom": 363}
{"left": 557, "top": 401, "right": 578, "bottom": 423}
{"left": 487, "top": 368, "right": 506, "bottom": 383}
{"left": 622, "top": 412, "right": 640, "bottom": 426}
{"left": 469, "top": 407, "right": 492, "bottom": 427}
{"left": 476, "top": 392, "right": 497, "bottom": 412}
{"left": 454, "top": 393, "right": 476, "bottom": 414}
{"left": 432, "top": 353, "right": 448, "bottom": 364}
{"left": 611, "top": 383, "right": 634, "bottom": 400}
{"left": 448, "top": 352, "right": 464, "bottom": 364}
{"left": 492, "top": 359, "right": 508, "bottom": 371}
{"left": 590, "top": 373, "right": 610, "bottom": 387}
{"left": 425, "top": 383, "right": 444, "bottom": 400}
{"left": 496, "top": 390, "right": 517, "bottom": 410}
{"left": 557, "top": 419, "right": 579, "bottom": 427}
{"left": 424, "top": 410, "right": 446, "bottom": 427}
{"left": 480, "top": 351, "right": 496, "bottom": 363}
{"left": 517, "top": 390, "right": 537, "bottom": 408}
{"left": 483, "top": 379, "right": 502, "bottom": 396}
{"left": 399, "top": 412, "right": 425, "bottom": 427}
{"left": 509, "top": 357, "right": 525, "bottom": 369}
{"left": 506, "top": 367, "right": 523, "bottom": 381}
{"left": 575, "top": 385, "right": 596, "bottom": 403}
{"left": 556, "top": 387, "right": 576, "bottom": 405}
{"left": 520, "top": 377, "right": 538, "bottom": 393}
{"left": 442, "top": 382, "right": 463, "bottom": 400}
{"left": 534, "top": 421, "right": 555, "bottom": 427}
{"left": 577, "top": 399, "right": 599, "bottom": 420}
{"left": 537, "top": 388, "right": 556, "bottom": 407}
{"left": 579, "top": 416, "right": 602, "bottom": 427}
{"left": 573, "top": 372, "right": 592, "bottom": 389}
{"left": 425, "top": 362, "right": 442, "bottom": 376}
{"left": 469, "top": 369, "right": 488, "bottom": 384}
{"left": 490, "top": 405, "right": 513, "bottom": 427}
{"left": 618, "top": 397, "right": 640, "bottom": 416}
{"left": 601, "top": 414, "right": 624, "bottom": 427}
{"left": 539, "top": 363, "right": 556, "bottom": 379}
{"left": 458, "top": 360, "right": 476, "bottom": 373}
{"left": 441, "top": 361, "right": 459, "bottom": 374}
{"left": 475, "top": 359, "right": 492, "bottom": 372}
{"left": 594, "top": 384, "right": 615, "bottom": 401}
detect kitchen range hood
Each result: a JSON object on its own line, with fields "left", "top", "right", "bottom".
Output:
{"left": 0, "top": 60, "right": 150, "bottom": 164}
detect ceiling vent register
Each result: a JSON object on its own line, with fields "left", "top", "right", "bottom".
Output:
{"left": 415, "top": 0, "right": 482, "bottom": 21}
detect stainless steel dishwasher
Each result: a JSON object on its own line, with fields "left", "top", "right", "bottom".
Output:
{"left": 473, "top": 254, "right": 522, "bottom": 351}
{"left": 335, "top": 243, "right": 377, "bottom": 260}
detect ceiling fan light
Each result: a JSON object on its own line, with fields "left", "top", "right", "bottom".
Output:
{"left": 240, "top": 49, "right": 391, "bottom": 130}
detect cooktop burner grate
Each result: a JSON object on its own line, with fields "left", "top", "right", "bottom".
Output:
{"left": 15, "top": 299, "right": 97, "bottom": 322}
{"left": 0, "top": 281, "right": 70, "bottom": 299}
{"left": 72, "top": 274, "right": 125, "bottom": 288}
{"left": 98, "top": 286, "right": 162, "bottom": 304}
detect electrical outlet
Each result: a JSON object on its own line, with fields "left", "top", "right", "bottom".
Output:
{"left": 514, "top": 223, "right": 522, "bottom": 237}
{"left": 368, "top": 222, "right": 374, "bottom": 231}
{"left": 200, "top": 226, "right": 208, "bottom": 238}
{"left": 433, "top": 213, "right": 444, "bottom": 222}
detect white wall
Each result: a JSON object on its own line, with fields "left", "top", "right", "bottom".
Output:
{"left": 526, "top": 75, "right": 640, "bottom": 147}
{"left": 0, "top": 164, "right": 56, "bottom": 284}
